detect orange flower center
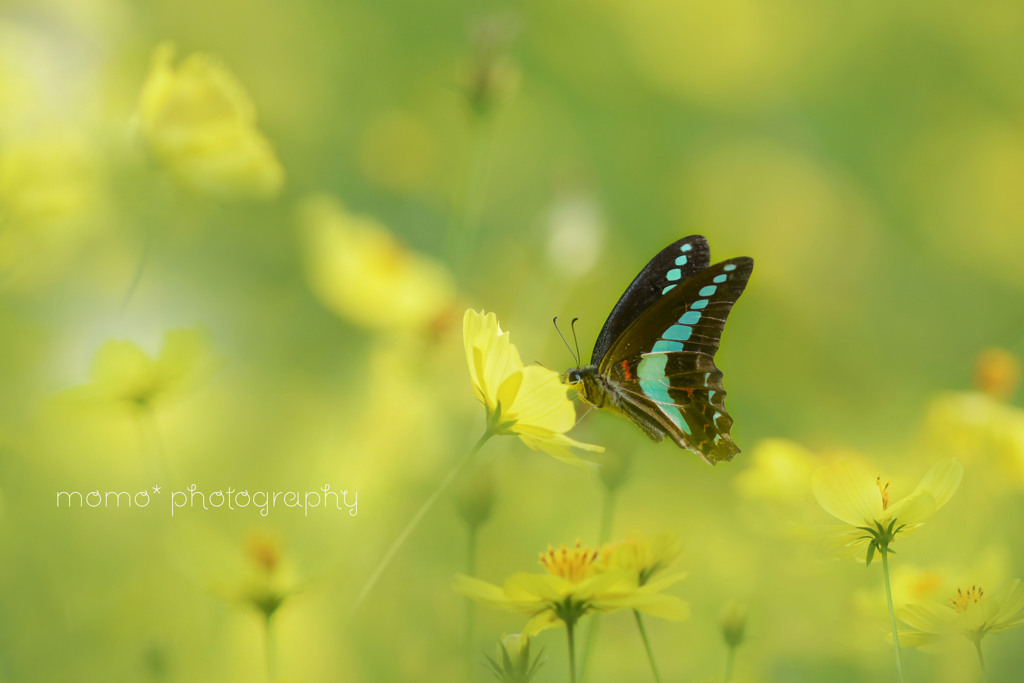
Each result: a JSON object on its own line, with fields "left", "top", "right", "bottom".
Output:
{"left": 876, "top": 476, "right": 890, "bottom": 510}
{"left": 950, "top": 585, "right": 984, "bottom": 614}
{"left": 539, "top": 542, "right": 599, "bottom": 583}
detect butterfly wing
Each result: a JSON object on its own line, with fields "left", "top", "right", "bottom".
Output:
{"left": 598, "top": 255, "right": 754, "bottom": 463}
{"left": 591, "top": 236, "right": 710, "bottom": 365}
{"left": 607, "top": 352, "right": 740, "bottom": 463}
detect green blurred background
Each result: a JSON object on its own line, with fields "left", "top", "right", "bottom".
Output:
{"left": 2, "top": 0, "right": 1024, "bottom": 681}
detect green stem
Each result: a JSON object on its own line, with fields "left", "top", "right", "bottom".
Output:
{"left": 445, "top": 117, "right": 493, "bottom": 278}
{"left": 579, "top": 487, "right": 618, "bottom": 682}
{"left": 463, "top": 522, "right": 479, "bottom": 657}
{"left": 567, "top": 618, "right": 578, "bottom": 683}
{"left": 881, "top": 548, "right": 905, "bottom": 683}
{"left": 264, "top": 613, "right": 276, "bottom": 682}
{"left": 974, "top": 638, "right": 988, "bottom": 683}
{"left": 633, "top": 610, "right": 663, "bottom": 683}
{"left": 138, "top": 405, "right": 168, "bottom": 481}
{"left": 724, "top": 645, "right": 735, "bottom": 683}
{"left": 121, "top": 223, "right": 156, "bottom": 311}
{"left": 348, "top": 430, "right": 494, "bottom": 618}
{"left": 599, "top": 487, "right": 617, "bottom": 544}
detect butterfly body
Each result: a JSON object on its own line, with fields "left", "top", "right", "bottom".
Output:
{"left": 563, "top": 236, "right": 753, "bottom": 465}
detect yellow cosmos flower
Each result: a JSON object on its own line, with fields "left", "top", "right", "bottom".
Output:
{"left": 464, "top": 309, "right": 602, "bottom": 464}
{"left": 599, "top": 533, "right": 684, "bottom": 587}
{"left": 137, "top": 42, "right": 284, "bottom": 199}
{"left": 300, "top": 196, "right": 455, "bottom": 334}
{"left": 897, "top": 580, "right": 1024, "bottom": 652}
{"left": 812, "top": 458, "right": 963, "bottom": 565}
{"left": 454, "top": 542, "right": 688, "bottom": 636}
{"left": 70, "top": 329, "right": 212, "bottom": 411}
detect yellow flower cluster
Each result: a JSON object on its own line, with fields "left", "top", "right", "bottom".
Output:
{"left": 455, "top": 537, "right": 688, "bottom": 636}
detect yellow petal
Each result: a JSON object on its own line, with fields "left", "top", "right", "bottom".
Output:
{"left": 501, "top": 365, "right": 576, "bottom": 434}
{"left": 885, "top": 491, "right": 937, "bottom": 528}
{"left": 453, "top": 574, "right": 515, "bottom": 611}
{"left": 912, "top": 459, "right": 964, "bottom": 512}
{"left": 812, "top": 459, "right": 883, "bottom": 526}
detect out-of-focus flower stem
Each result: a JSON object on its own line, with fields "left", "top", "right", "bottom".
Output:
{"left": 634, "top": 610, "right": 663, "bottom": 683}
{"left": 974, "top": 639, "right": 988, "bottom": 683}
{"left": 579, "top": 486, "right": 618, "bottom": 682}
{"left": 264, "top": 612, "right": 276, "bottom": 683}
{"left": 349, "top": 429, "right": 494, "bottom": 617}
{"left": 567, "top": 618, "right": 578, "bottom": 683}
{"left": 463, "top": 521, "right": 480, "bottom": 660}
{"left": 446, "top": 117, "right": 493, "bottom": 279}
{"left": 881, "top": 548, "right": 905, "bottom": 683}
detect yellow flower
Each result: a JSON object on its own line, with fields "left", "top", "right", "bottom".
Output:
{"left": 599, "top": 533, "right": 683, "bottom": 586}
{"left": 454, "top": 542, "right": 688, "bottom": 635}
{"left": 464, "top": 309, "right": 602, "bottom": 464}
{"left": 974, "top": 348, "right": 1020, "bottom": 401}
{"left": 897, "top": 580, "right": 1024, "bottom": 649}
{"left": 812, "top": 458, "right": 963, "bottom": 564}
{"left": 137, "top": 42, "right": 283, "bottom": 199}
{"left": 299, "top": 195, "right": 455, "bottom": 334}
{"left": 70, "top": 329, "right": 212, "bottom": 411}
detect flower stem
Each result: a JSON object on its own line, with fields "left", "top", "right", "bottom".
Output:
{"left": 724, "top": 645, "right": 736, "bottom": 682}
{"left": 138, "top": 405, "right": 169, "bottom": 481}
{"left": 599, "top": 486, "right": 617, "bottom": 544}
{"left": 567, "top": 618, "right": 578, "bottom": 683}
{"left": 264, "top": 613, "right": 276, "bottom": 683}
{"left": 579, "top": 487, "right": 618, "bottom": 682}
{"left": 445, "top": 117, "right": 493, "bottom": 278}
{"left": 463, "top": 523, "right": 479, "bottom": 656}
{"left": 633, "top": 610, "right": 663, "bottom": 683}
{"left": 881, "top": 548, "right": 905, "bottom": 683}
{"left": 974, "top": 638, "right": 988, "bottom": 683}
{"left": 121, "top": 223, "right": 157, "bottom": 311}
{"left": 348, "top": 430, "right": 494, "bottom": 618}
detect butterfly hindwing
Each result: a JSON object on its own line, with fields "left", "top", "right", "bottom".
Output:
{"left": 609, "top": 351, "right": 740, "bottom": 462}
{"left": 590, "top": 236, "right": 711, "bottom": 365}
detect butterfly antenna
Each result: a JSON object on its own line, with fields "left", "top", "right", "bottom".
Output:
{"left": 570, "top": 318, "right": 583, "bottom": 369}
{"left": 553, "top": 317, "right": 580, "bottom": 367}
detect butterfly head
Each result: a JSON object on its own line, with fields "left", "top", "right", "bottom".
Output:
{"left": 563, "top": 367, "right": 584, "bottom": 385}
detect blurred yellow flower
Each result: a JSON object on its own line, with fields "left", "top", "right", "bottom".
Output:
{"left": 484, "top": 633, "right": 544, "bottom": 683}
{"left": 464, "top": 309, "right": 603, "bottom": 464}
{"left": 600, "top": 533, "right": 683, "bottom": 586}
{"left": 812, "top": 458, "right": 963, "bottom": 564}
{"left": 239, "top": 531, "right": 295, "bottom": 619}
{"left": 974, "top": 348, "right": 1021, "bottom": 401}
{"left": 70, "top": 328, "right": 212, "bottom": 411}
{"left": 897, "top": 580, "right": 1024, "bottom": 651}
{"left": 454, "top": 541, "right": 688, "bottom": 636}
{"left": 300, "top": 196, "right": 455, "bottom": 334}
{"left": 0, "top": 130, "right": 107, "bottom": 288}
{"left": 137, "top": 42, "right": 284, "bottom": 199}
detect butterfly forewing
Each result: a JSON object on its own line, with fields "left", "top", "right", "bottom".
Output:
{"left": 598, "top": 256, "right": 754, "bottom": 367}
{"left": 591, "top": 236, "right": 711, "bottom": 365}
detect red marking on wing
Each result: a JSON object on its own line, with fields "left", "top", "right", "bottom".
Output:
{"left": 620, "top": 359, "right": 633, "bottom": 380}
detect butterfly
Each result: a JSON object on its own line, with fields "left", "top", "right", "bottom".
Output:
{"left": 562, "top": 236, "right": 753, "bottom": 464}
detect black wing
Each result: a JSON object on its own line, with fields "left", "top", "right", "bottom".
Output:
{"left": 608, "top": 351, "right": 740, "bottom": 464}
{"left": 591, "top": 236, "right": 711, "bottom": 365}
{"left": 598, "top": 256, "right": 754, "bottom": 368}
